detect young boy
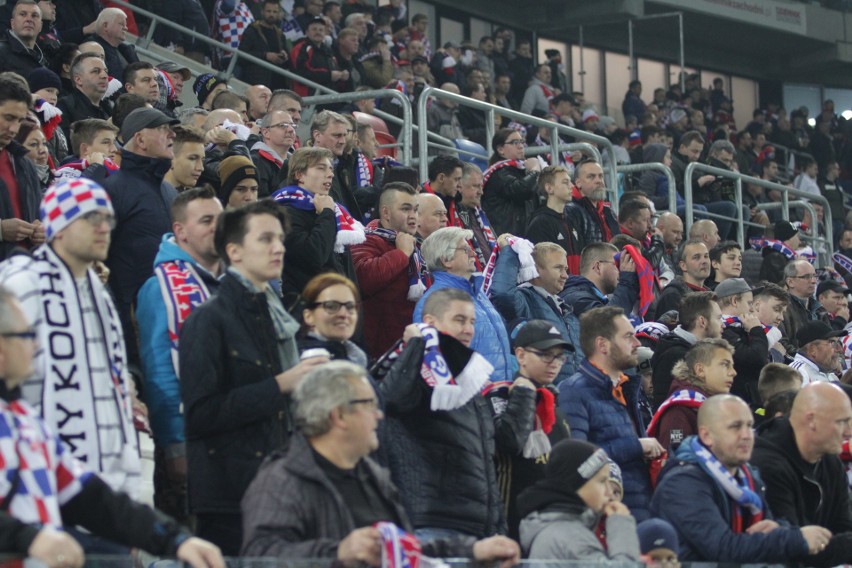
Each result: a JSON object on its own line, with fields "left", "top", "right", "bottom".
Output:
{"left": 164, "top": 125, "right": 207, "bottom": 191}
{"left": 53, "top": 119, "right": 119, "bottom": 183}
{"left": 518, "top": 439, "right": 642, "bottom": 562}
{"left": 485, "top": 320, "right": 573, "bottom": 540}
{"left": 753, "top": 362, "right": 802, "bottom": 425}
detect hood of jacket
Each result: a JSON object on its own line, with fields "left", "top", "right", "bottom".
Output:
{"left": 562, "top": 275, "right": 605, "bottom": 298}
{"left": 518, "top": 507, "right": 597, "bottom": 552}
{"left": 643, "top": 143, "right": 668, "bottom": 163}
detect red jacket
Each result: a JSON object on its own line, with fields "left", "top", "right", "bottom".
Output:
{"left": 351, "top": 224, "right": 418, "bottom": 359}
{"left": 652, "top": 378, "right": 709, "bottom": 453}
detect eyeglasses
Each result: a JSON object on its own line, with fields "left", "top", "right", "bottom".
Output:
{"left": 525, "top": 348, "right": 567, "bottom": 365}
{"left": 455, "top": 246, "right": 476, "bottom": 256}
{"left": 794, "top": 274, "right": 818, "bottom": 280}
{"left": 348, "top": 397, "right": 379, "bottom": 410}
{"left": 81, "top": 211, "right": 117, "bottom": 229}
{"left": 505, "top": 139, "right": 525, "bottom": 146}
{"left": 310, "top": 300, "right": 358, "bottom": 314}
{"left": 267, "top": 122, "right": 297, "bottom": 130}
{"left": 0, "top": 328, "right": 36, "bottom": 341}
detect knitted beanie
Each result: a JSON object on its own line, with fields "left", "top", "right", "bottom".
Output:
{"left": 28, "top": 67, "right": 62, "bottom": 93}
{"left": 637, "top": 518, "right": 680, "bottom": 554}
{"left": 218, "top": 155, "right": 257, "bottom": 204}
{"left": 193, "top": 73, "right": 226, "bottom": 107}
{"left": 774, "top": 219, "right": 798, "bottom": 242}
{"left": 546, "top": 439, "right": 609, "bottom": 493}
{"left": 40, "top": 178, "right": 113, "bottom": 241}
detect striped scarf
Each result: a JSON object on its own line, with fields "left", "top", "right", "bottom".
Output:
{"left": 646, "top": 389, "right": 706, "bottom": 437}
{"left": 272, "top": 185, "right": 366, "bottom": 252}
{"left": 482, "top": 236, "right": 538, "bottom": 296}
{"left": 364, "top": 223, "right": 429, "bottom": 301}
{"left": 750, "top": 236, "right": 796, "bottom": 260}
{"left": 371, "top": 324, "right": 492, "bottom": 411}
{"left": 154, "top": 257, "right": 212, "bottom": 376}
{"left": 722, "top": 316, "right": 783, "bottom": 347}
{"left": 482, "top": 158, "right": 525, "bottom": 187}
{"left": 355, "top": 151, "right": 374, "bottom": 188}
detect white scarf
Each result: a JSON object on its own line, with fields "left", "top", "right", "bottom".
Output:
{"left": 0, "top": 245, "right": 140, "bottom": 496}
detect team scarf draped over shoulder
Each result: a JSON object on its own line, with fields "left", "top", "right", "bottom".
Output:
{"left": 645, "top": 389, "right": 706, "bottom": 437}
{"left": 481, "top": 159, "right": 525, "bottom": 187}
{"left": 154, "top": 257, "right": 212, "bottom": 376}
{"left": 687, "top": 436, "right": 765, "bottom": 532}
{"left": 272, "top": 185, "right": 366, "bottom": 252}
{"left": 616, "top": 244, "right": 655, "bottom": 317}
{"left": 364, "top": 222, "right": 430, "bottom": 301}
{"left": 372, "top": 324, "right": 493, "bottom": 411}
{"left": 482, "top": 236, "right": 538, "bottom": 295}
{"left": 750, "top": 236, "right": 797, "bottom": 260}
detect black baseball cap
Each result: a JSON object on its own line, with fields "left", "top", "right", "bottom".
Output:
{"left": 796, "top": 321, "right": 847, "bottom": 347}
{"left": 513, "top": 320, "right": 574, "bottom": 351}
{"left": 120, "top": 108, "right": 179, "bottom": 142}
{"left": 817, "top": 280, "right": 851, "bottom": 298}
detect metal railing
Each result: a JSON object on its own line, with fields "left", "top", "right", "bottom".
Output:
{"left": 755, "top": 201, "right": 832, "bottom": 264}
{"left": 303, "top": 90, "right": 412, "bottom": 164}
{"left": 684, "top": 162, "right": 834, "bottom": 265}
{"left": 617, "top": 162, "right": 677, "bottom": 212}
{"left": 416, "top": 86, "right": 620, "bottom": 211}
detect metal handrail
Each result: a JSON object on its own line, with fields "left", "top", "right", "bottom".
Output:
{"left": 616, "top": 163, "right": 677, "bottom": 212}
{"left": 303, "top": 90, "right": 412, "bottom": 165}
{"left": 525, "top": 143, "right": 603, "bottom": 166}
{"left": 684, "top": 162, "right": 834, "bottom": 265}
{"left": 416, "top": 86, "right": 620, "bottom": 212}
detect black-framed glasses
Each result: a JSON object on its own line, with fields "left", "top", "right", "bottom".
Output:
{"left": 525, "top": 348, "right": 567, "bottom": 364}
{"left": 505, "top": 139, "right": 525, "bottom": 146}
{"left": 81, "top": 211, "right": 117, "bottom": 229}
{"left": 309, "top": 300, "right": 358, "bottom": 314}
{"left": 0, "top": 329, "right": 36, "bottom": 341}
{"left": 348, "top": 397, "right": 378, "bottom": 410}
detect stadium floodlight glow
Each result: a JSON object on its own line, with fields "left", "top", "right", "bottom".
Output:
{"left": 808, "top": 118, "right": 817, "bottom": 127}
{"left": 842, "top": 110, "right": 852, "bottom": 120}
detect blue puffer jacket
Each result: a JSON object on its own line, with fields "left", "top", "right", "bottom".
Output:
{"left": 488, "top": 248, "right": 582, "bottom": 383}
{"left": 413, "top": 271, "right": 515, "bottom": 382}
{"left": 558, "top": 360, "right": 652, "bottom": 520}
{"left": 650, "top": 436, "right": 809, "bottom": 563}
{"left": 137, "top": 234, "right": 221, "bottom": 450}
{"left": 558, "top": 273, "right": 639, "bottom": 318}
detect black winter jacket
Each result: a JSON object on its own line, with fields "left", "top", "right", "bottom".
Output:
{"left": 481, "top": 163, "right": 539, "bottom": 237}
{"left": 722, "top": 324, "right": 769, "bottom": 407}
{"left": 179, "top": 272, "right": 299, "bottom": 515}
{"left": 280, "top": 204, "right": 357, "bottom": 308}
{"left": 650, "top": 330, "right": 693, "bottom": 409}
{"left": 56, "top": 88, "right": 112, "bottom": 142}
{"left": 0, "top": 141, "right": 41, "bottom": 261}
{"left": 525, "top": 206, "right": 570, "bottom": 252}
{"left": 0, "top": 30, "right": 47, "bottom": 77}
{"left": 241, "top": 432, "right": 477, "bottom": 557}
{"left": 752, "top": 417, "right": 852, "bottom": 567}
{"left": 379, "top": 336, "right": 506, "bottom": 537}
{"left": 90, "top": 34, "right": 139, "bottom": 80}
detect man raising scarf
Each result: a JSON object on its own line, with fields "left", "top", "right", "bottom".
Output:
{"left": 650, "top": 395, "right": 829, "bottom": 563}
{"left": 272, "top": 147, "right": 364, "bottom": 307}
{"left": 353, "top": 182, "right": 432, "bottom": 360}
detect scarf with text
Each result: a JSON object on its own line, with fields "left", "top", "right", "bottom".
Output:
{"left": 646, "top": 389, "right": 706, "bottom": 437}
{"left": 457, "top": 206, "right": 497, "bottom": 272}
{"left": 355, "top": 151, "right": 374, "bottom": 188}
{"left": 364, "top": 222, "right": 429, "bottom": 301}
{"left": 53, "top": 158, "right": 119, "bottom": 183}
{"left": 688, "top": 436, "right": 764, "bottom": 533}
{"left": 482, "top": 236, "right": 538, "bottom": 296}
{"left": 154, "top": 256, "right": 212, "bottom": 376}
{"left": 372, "top": 324, "right": 492, "bottom": 411}
{"left": 375, "top": 522, "right": 423, "bottom": 568}
{"left": 481, "top": 159, "right": 525, "bottom": 188}
{"left": 834, "top": 251, "right": 852, "bottom": 275}
{"left": 273, "top": 185, "right": 366, "bottom": 252}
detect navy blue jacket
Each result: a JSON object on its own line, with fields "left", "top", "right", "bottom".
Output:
{"left": 558, "top": 360, "right": 652, "bottom": 520}
{"left": 651, "top": 436, "right": 809, "bottom": 563}
{"left": 488, "top": 248, "right": 582, "bottom": 382}
{"left": 105, "top": 150, "right": 176, "bottom": 366}
{"left": 558, "top": 273, "right": 639, "bottom": 319}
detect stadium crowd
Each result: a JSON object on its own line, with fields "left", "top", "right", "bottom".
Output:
{"left": 3, "top": 0, "right": 852, "bottom": 566}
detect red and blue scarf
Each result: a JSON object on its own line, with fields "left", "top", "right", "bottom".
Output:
{"left": 272, "top": 185, "right": 366, "bottom": 252}
{"left": 364, "top": 221, "right": 430, "bottom": 301}
{"left": 646, "top": 389, "right": 706, "bottom": 437}
{"left": 482, "top": 236, "right": 538, "bottom": 296}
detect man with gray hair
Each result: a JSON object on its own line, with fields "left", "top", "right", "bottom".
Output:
{"left": 414, "top": 226, "right": 514, "bottom": 382}
{"left": 241, "top": 360, "right": 521, "bottom": 564}
{"left": 781, "top": 259, "right": 820, "bottom": 353}
{"left": 90, "top": 7, "right": 138, "bottom": 79}
{"left": 251, "top": 110, "right": 296, "bottom": 197}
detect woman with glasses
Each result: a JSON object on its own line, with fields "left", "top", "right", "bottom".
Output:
{"left": 481, "top": 127, "right": 542, "bottom": 236}
{"left": 298, "top": 273, "right": 368, "bottom": 368}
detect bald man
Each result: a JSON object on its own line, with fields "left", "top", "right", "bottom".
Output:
{"left": 416, "top": 193, "right": 448, "bottom": 240}
{"left": 752, "top": 383, "right": 852, "bottom": 566}
{"left": 651, "top": 395, "right": 829, "bottom": 563}
{"left": 689, "top": 219, "right": 720, "bottom": 251}
{"left": 656, "top": 212, "right": 683, "bottom": 263}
